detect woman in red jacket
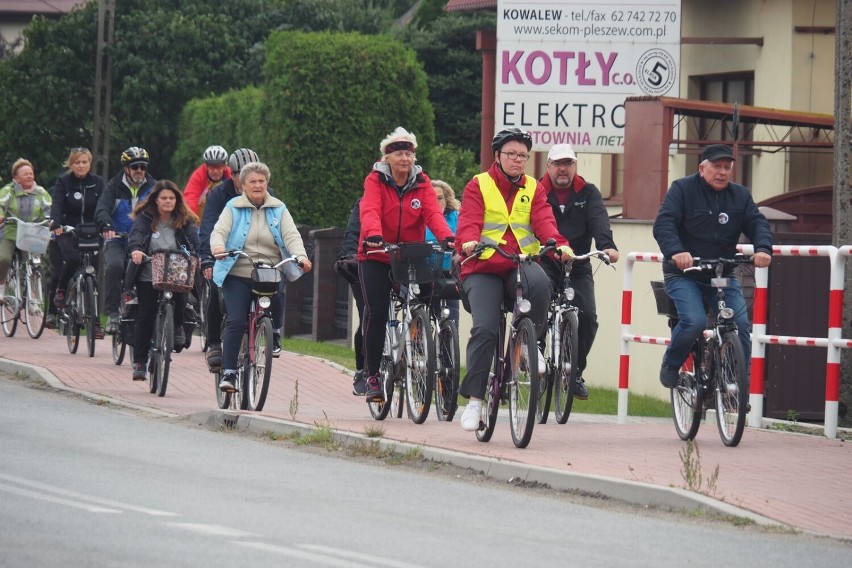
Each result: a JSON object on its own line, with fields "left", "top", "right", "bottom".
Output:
{"left": 357, "top": 126, "right": 453, "bottom": 400}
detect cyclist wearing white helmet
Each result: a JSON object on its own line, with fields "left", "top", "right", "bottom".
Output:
{"left": 183, "top": 145, "right": 231, "bottom": 217}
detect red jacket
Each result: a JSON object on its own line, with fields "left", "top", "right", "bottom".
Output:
{"left": 183, "top": 163, "right": 233, "bottom": 214}
{"left": 357, "top": 164, "right": 452, "bottom": 263}
{"left": 455, "top": 161, "right": 567, "bottom": 280}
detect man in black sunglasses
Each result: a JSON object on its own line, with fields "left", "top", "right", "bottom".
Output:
{"left": 95, "top": 146, "right": 157, "bottom": 333}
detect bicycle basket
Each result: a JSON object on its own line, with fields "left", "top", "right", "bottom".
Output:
{"left": 15, "top": 221, "right": 50, "bottom": 254}
{"left": 75, "top": 222, "right": 101, "bottom": 251}
{"left": 388, "top": 242, "right": 441, "bottom": 284}
{"left": 251, "top": 265, "right": 281, "bottom": 296}
{"left": 150, "top": 250, "right": 198, "bottom": 293}
{"left": 651, "top": 280, "right": 678, "bottom": 318}
{"left": 432, "top": 276, "right": 461, "bottom": 300}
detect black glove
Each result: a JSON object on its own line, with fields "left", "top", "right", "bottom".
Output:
{"left": 363, "top": 235, "right": 383, "bottom": 250}
{"left": 334, "top": 256, "right": 359, "bottom": 284}
{"left": 200, "top": 259, "right": 215, "bottom": 271}
{"left": 49, "top": 219, "right": 62, "bottom": 231}
{"left": 441, "top": 236, "right": 455, "bottom": 251}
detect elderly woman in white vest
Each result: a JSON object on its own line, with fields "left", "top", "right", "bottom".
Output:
{"left": 210, "top": 161, "right": 312, "bottom": 393}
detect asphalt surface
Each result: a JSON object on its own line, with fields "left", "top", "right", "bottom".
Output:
{"left": 1, "top": 329, "right": 850, "bottom": 541}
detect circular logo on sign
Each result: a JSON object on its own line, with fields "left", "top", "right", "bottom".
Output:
{"left": 73, "top": 192, "right": 82, "bottom": 200}
{"left": 411, "top": 199, "right": 422, "bottom": 209}
{"left": 718, "top": 212, "right": 729, "bottom": 225}
{"left": 636, "top": 49, "right": 677, "bottom": 96}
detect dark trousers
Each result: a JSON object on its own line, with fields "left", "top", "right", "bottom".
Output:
{"left": 133, "top": 281, "right": 186, "bottom": 365}
{"left": 221, "top": 275, "right": 282, "bottom": 372}
{"left": 459, "top": 263, "right": 552, "bottom": 400}
{"left": 204, "top": 279, "right": 223, "bottom": 345}
{"left": 348, "top": 278, "right": 365, "bottom": 372}
{"left": 102, "top": 240, "right": 126, "bottom": 316}
{"left": 47, "top": 239, "right": 62, "bottom": 315}
{"left": 55, "top": 233, "right": 100, "bottom": 293}
{"left": 571, "top": 273, "right": 598, "bottom": 374}
{"left": 358, "top": 260, "right": 393, "bottom": 377}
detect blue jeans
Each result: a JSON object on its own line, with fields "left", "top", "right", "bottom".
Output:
{"left": 662, "top": 275, "right": 751, "bottom": 373}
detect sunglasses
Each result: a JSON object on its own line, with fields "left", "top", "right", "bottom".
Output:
{"left": 71, "top": 147, "right": 90, "bottom": 154}
{"left": 129, "top": 164, "right": 148, "bottom": 171}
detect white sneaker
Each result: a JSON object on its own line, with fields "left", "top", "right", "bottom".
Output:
{"left": 460, "top": 401, "right": 482, "bottom": 431}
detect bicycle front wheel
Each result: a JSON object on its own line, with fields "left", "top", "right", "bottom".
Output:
{"left": 199, "top": 280, "right": 211, "bottom": 352}
{"left": 25, "top": 268, "right": 47, "bottom": 339}
{"left": 1, "top": 270, "right": 19, "bottom": 337}
{"left": 509, "top": 317, "right": 539, "bottom": 448}
{"left": 554, "top": 310, "right": 579, "bottom": 424}
{"left": 245, "top": 316, "right": 273, "bottom": 411}
{"left": 671, "top": 351, "right": 702, "bottom": 441}
{"left": 155, "top": 302, "right": 173, "bottom": 397}
{"left": 715, "top": 331, "right": 748, "bottom": 447}
{"left": 84, "top": 277, "right": 97, "bottom": 357}
{"left": 434, "top": 318, "right": 460, "bottom": 422}
{"left": 476, "top": 351, "right": 500, "bottom": 443}
{"left": 65, "top": 282, "right": 80, "bottom": 354}
{"left": 368, "top": 330, "right": 395, "bottom": 421}
{"left": 235, "top": 332, "right": 250, "bottom": 410}
{"left": 405, "top": 308, "right": 434, "bottom": 424}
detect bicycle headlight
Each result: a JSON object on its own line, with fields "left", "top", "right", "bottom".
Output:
{"left": 164, "top": 291, "right": 173, "bottom": 300}
{"left": 258, "top": 296, "right": 271, "bottom": 309}
{"left": 518, "top": 298, "right": 532, "bottom": 314}
{"left": 720, "top": 307, "right": 734, "bottom": 320}
{"left": 565, "top": 287, "right": 575, "bottom": 301}
{"left": 85, "top": 265, "right": 96, "bottom": 275}
{"left": 410, "top": 283, "right": 421, "bottom": 296}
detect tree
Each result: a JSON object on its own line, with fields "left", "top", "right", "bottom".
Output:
{"left": 397, "top": 11, "right": 496, "bottom": 159}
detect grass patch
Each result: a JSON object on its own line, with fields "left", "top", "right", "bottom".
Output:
{"left": 281, "top": 337, "right": 672, "bottom": 418}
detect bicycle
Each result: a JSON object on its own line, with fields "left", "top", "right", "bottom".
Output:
{"left": 216, "top": 250, "right": 300, "bottom": 412}
{"left": 111, "top": 285, "right": 137, "bottom": 366}
{"left": 430, "top": 258, "right": 461, "bottom": 422}
{"left": 0, "top": 217, "right": 50, "bottom": 339}
{"left": 366, "top": 242, "right": 437, "bottom": 424}
{"left": 460, "top": 241, "right": 555, "bottom": 448}
{"left": 537, "top": 250, "right": 612, "bottom": 425}
{"left": 652, "top": 255, "right": 753, "bottom": 447}
{"left": 56, "top": 223, "right": 102, "bottom": 357}
{"left": 141, "top": 249, "right": 199, "bottom": 397}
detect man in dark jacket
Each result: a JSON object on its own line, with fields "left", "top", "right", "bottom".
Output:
{"left": 198, "top": 148, "right": 258, "bottom": 370}
{"left": 95, "top": 146, "right": 156, "bottom": 332}
{"left": 653, "top": 144, "right": 772, "bottom": 388}
{"left": 333, "top": 197, "right": 366, "bottom": 395}
{"left": 540, "top": 144, "right": 619, "bottom": 401}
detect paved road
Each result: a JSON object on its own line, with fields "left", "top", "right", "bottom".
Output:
{"left": 1, "top": 329, "right": 850, "bottom": 541}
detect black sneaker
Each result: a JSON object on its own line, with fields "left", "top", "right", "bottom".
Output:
{"left": 219, "top": 372, "right": 237, "bottom": 393}
{"left": 206, "top": 343, "right": 222, "bottom": 370}
{"left": 131, "top": 362, "right": 146, "bottom": 381}
{"left": 352, "top": 370, "right": 367, "bottom": 396}
{"left": 574, "top": 376, "right": 589, "bottom": 400}
{"left": 659, "top": 364, "right": 679, "bottom": 388}
{"left": 272, "top": 333, "right": 282, "bottom": 358}
{"left": 173, "top": 326, "right": 186, "bottom": 351}
{"left": 53, "top": 289, "right": 66, "bottom": 309}
{"left": 364, "top": 374, "right": 383, "bottom": 401}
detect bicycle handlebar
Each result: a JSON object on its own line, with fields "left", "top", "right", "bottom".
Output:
{"left": 679, "top": 255, "right": 753, "bottom": 273}
{"left": 0, "top": 216, "right": 50, "bottom": 228}
{"left": 218, "top": 249, "right": 304, "bottom": 270}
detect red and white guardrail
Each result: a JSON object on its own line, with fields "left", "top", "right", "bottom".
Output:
{"left": 619, "top": 244, "right": 850, "bottom": 438}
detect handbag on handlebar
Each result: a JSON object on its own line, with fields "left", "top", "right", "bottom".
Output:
{"left": 150, "top": 249, "right": 199, "bottom": 293}
{"left": 75, "top": 222, "right": 101, "bottom": 251}
{"left": 251, "top": 265, "right": 281, "bottom": 296}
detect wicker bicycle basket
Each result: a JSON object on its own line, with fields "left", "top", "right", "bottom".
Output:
{"left": 150, "top": 250, "right": 198, "bottom": 293}
{"left": 15, "top": 221, "right": 50, "bottom": 254}
{"left": 650, "top": 280, "right": 678, "bottom": 318}
{"left": 388, "top": 242, "right": 441, "bottom": 285}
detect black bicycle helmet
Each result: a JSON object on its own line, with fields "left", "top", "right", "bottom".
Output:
{"left": 228, "top": 148, "right": 259, "bottom": 174}
{"left": 202, "top": 145, "right": 228, "bottom": 165}
{"left": 120, "top": 146, "right": 149, "bottom": 167}
{"left": 491, "top": 128, "right": 532, "bottom": 153}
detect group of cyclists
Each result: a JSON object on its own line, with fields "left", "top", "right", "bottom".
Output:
{"left": 0, "top": 144, "right": 313, "bottom": 392}
{"left": 0, "top": 127, "right": 771, "bottom": 443}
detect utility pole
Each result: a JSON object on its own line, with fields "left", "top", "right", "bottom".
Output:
{"left": 92, "top": 0, "right": 115, "bottom": 178}
{"left": 834, "top": 0, "right": 851, "bottom": 424}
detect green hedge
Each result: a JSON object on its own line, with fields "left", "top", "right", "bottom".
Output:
{"left": 171, "top": 87, "right": 264, "bottom": 187}
{"left": 261, "top": 31, "right": 434, "bottom": 228}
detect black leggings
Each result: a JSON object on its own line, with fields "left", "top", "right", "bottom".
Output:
{"left": 358, "top": 260, "right": 393, "bottom": 377}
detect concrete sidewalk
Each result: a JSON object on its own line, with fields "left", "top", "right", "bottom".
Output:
{"left": 1, "top": 329, "right": 850, "bottom": 540}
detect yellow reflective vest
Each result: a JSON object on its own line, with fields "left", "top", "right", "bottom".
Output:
{"left": 476, "top": 172, "right": 540, "bottom": 260}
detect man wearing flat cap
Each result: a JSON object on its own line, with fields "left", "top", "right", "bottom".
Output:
{"left": 539, "top": 143, "right": 619, "bottom": 401}
{"left": 653, "top": 144, "right": 772, "bottom": 389}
